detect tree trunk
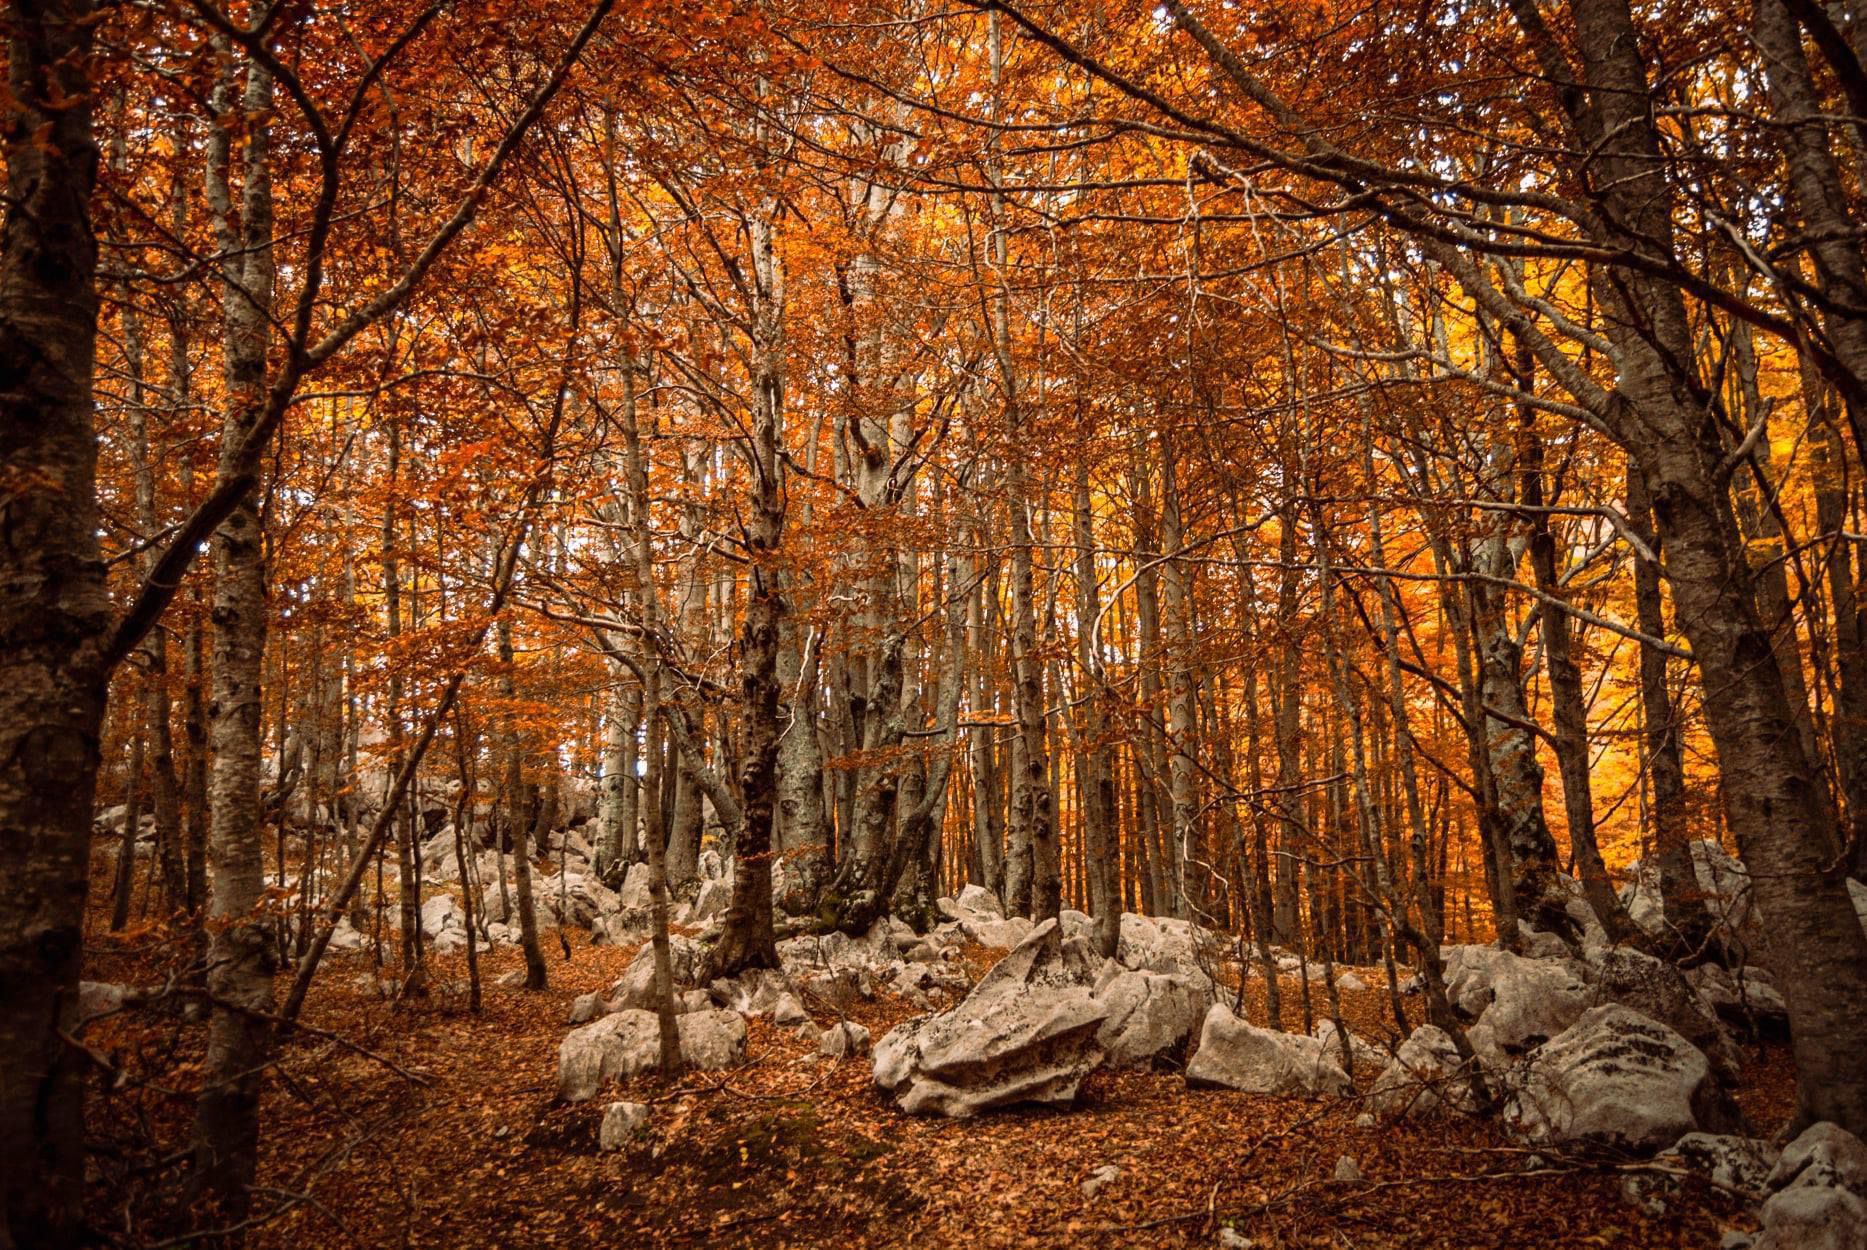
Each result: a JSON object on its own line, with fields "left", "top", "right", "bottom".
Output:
{"left": 1070, "top": 459, "right": 1119, "bottom": 957}
{"left": 1545, "top": 0, "right": 1867, "bottom": 1131}
{"left": 500, "top": 615, "right": 549, "bottom": 990}
{"left": 0, "top": 5, "right": 106, "bottom": 1242}
{"left": 193, "top": 50, "right": 277, "bottom": 1223}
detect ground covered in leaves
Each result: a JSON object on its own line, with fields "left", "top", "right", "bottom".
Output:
{"left": 81, "top": 885, "right": 1791, "bottom": 1248}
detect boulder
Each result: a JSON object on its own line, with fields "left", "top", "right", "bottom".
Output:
{"left": 1185, "top": 1005, "right": 1352, "bottom": 1098}
{"left": 959, "top": 914, "right": 1035, "bottom": 950}
{"left": 1588, "top": 946, "right": 1739, "bottom": 1080}
{"left": 1767, "top": 1121, "right": 1867, "bottom": 1196}
{"left": 1312, "top": 1019, "right": 1385, "bottom": 1077}
{"left": 937, "top": 883, "right": 1004, "bottom": 922}
{"left": 547, "top": 872, "right": 618, "bottom": 929}
{"left": 1336, "top": 972, "right": 1368, "bottom": 993}
{"left": 819, "top": 1020, "right": 871, "bottom": 1061}
{"left": 557, "top": 1007, "right": 747, "bottom": 1101}
{"left": 1657, "top": 1133, "right": 1779, "bottom": 1200}
{"left": 1504, "top": 1004, "right": 1737, "bottom": 1151}
{"left": 599, "top": 1101, "right": 649, "bottom": 1151}
{"left": 605, "top": 935, "right": 708, "bottom": 1010}
{"left": 1685, "top": 963, "right": 1788, "bottom": 1037}
{"left": 1443, "top": 945, "right": 1592, "bottom": 1054}
{"left": 328, "top": 916, "right": 365, "bottom": 952}
{"left": 1756, "top": 1126, "right": 1867, "bottom": 1250}
{"left": 1091, "top": 964, "right": 1212, "bottom": 1068}
{"left": 618, "top": 862, "right": 653, "bottom": 912}
{"left": 776, "top": 919, "right": 899, "bottom": 978}
{"left": 1081, "top": 1164, "right": 1121, "bottom": 1199}
{"left": 772, "top": 991, "right": 809, "bottom": 1028}
{"left": 420, "top": 893, "right": 462, "bottom": 939}
{"left": 707, "top": 967, "right": 797, "bottom": 1018}
{"left": 1516, "top": 925, "right": 1573, "bottom": 961}
{"left": 871, "top": 919, "right": 1107, "bottom": 1116}
{"left": 1620, "top": 840, "right": 1757, "bottom": 948}
{"left": 1117, "top": 913, "right": 1217, "bottom": 984}
{"left": 1755, "top": 1186, "right": 1867, "bottom": 1250}
{"left": 1370, "top": 1024, "right": 1482, "bottom": 1118}
{"left": 689, "top": 875, "right": 732, "bottom": 925}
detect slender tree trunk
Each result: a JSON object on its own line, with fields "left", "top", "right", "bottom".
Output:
{"left": 706, "top": 193, "right": 785, "bottom": 978}
{"left": 193, "top": 50, "right": 277, "bottom": 1223}
{"left": 499, "top": 615, "right": 548, "bottom": 989}
{"left": 1071, "top": 459, "right": 1119, "bottom": 956}
{"left": 1519, "top": 384, "right": 1634, "bottom": 941}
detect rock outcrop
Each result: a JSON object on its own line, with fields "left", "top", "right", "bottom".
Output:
{"left": 872, "top": 919, "right": 1107, "bottom": 1116}
{"left": 557, "top": 1007, "right": 747, "bottom": 1102}
{"left": 1370, "top": 1024, "right": 1483, "bottom": 1118}
{"left": 1184, "top": 1005, "right": 1352, "bottom": 1098}
{"left": 1091, "top": 964, "right": 1212, "bottom": 1068}
{"left": 1504, "top": 1005, "right": 1737, "bottom": 1151}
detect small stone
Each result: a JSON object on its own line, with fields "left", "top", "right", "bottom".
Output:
{"left": 1333, "top": 1156, "right": 1362, "bottom": 1184}
{"left": 1217, "top": 1229, "right": 1254, "bottom": 1249}
{"left": 1720, "top": 1232, "right": 1753, "bottom": 1250}
{"left": 1353, "top": 1113, "right": 1376, "bottom": 1129}
{"left": 496, "top": 970, "right": 525, "bottom": 988}
{"left": 492, "top": 1125, "right": 510, "bottom": 1140}
{"left": 773, "top": 991, "right": 809, "bottom": 1027}
{"left": 1081, "top": 1163, "right": 1121, "bottom": 1200}
{"left": 599, "top": 1100, "right": 650, "bottom": 1151}
{"left": 1620, "top": 1175, "right": 1668, "bottom": 1218}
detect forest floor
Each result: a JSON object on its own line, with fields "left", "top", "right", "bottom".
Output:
{"left": 80, "top": 871, "right": 1789, "bottom": 1249}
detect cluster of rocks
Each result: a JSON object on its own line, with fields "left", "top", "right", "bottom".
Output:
{"left": 553, "top": 890, "right": 997, "bottom": 1106}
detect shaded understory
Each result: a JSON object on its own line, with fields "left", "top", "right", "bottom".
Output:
{"left": 82, "top": 891, "right": 1788, "bottom": 1249}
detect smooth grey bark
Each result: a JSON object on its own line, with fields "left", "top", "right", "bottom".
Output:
{"left": 1625, "top": 464, "right": 1709, "bottom": 953}
{"left": 191, "top": 47, "right": 278, "bottom": 1225}
{"left": 774, "top": 604, "right": 830, "bottom": 914}
{"left": 1070, "top": 458, "right": 1119, "bottom": 957}
{"left": 498, "top": 614, "right": 548, "bottom": 990}
{"left": 704, "top": 194, "right": 785, "bottom": 980}
{"left": 1271, "top": 502, "right": 1304, "bottom": 944}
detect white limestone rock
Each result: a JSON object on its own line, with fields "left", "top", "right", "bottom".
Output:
{"left": 1443, "top": 944, "right": 1593, "bottom": 1054}
{"left": 557, "top": 1007, "right": 747, "bottom": 1102}
{"left": 605, "top": 934, "right": 708, "bottom": 1010}
{"left": 1657, "top": 1133, "right": 1779, "bottom": 1200}
{"left": 1184, "top": 1005, "right": 1351, "bottom": 1098}
{"left": 598, "top": 1100, "right": 649, "bottom": 1151}
{"left": 1504, "top": 1004, "right": 1737, "bottom": 1152}
{"left": 1371, "top": 1024, "right": 1483, "bottom": 1118}
{"left": 871, "top": 919, "right": 1107, "bottom": 1116}
{"left": 819, "top": 1021, "right": 871, "bottom": 1060}
{"left": 1091, "top": 963, "right": 1212, "bottom": 1068}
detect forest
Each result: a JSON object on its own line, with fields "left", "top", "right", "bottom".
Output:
{"left": 4, "top": 0, "right": 1867, "bottom": 1245}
